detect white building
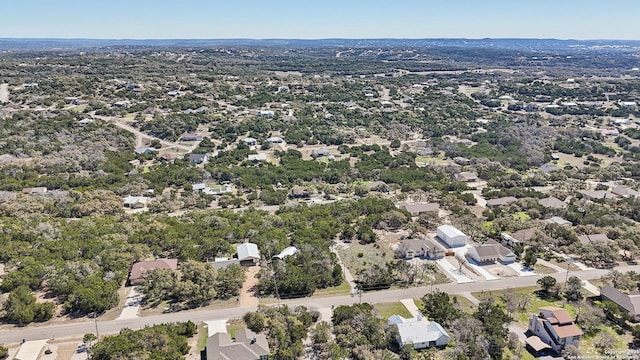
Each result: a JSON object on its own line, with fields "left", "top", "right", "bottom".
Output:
{"left": 388, "top": 315, "right": 449, "bottom": 349}
{"left": 437, "top": 225, "right": 467, "bottom": 247}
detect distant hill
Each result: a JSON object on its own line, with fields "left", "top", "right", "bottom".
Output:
{"left": 1, "top": 38, "right": 639, "bottom": 52}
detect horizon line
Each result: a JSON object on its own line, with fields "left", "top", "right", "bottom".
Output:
{"left": 2, "top": 37, "right": 640, "bottom": 42}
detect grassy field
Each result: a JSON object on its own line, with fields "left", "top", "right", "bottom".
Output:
{"left": 197, "top": 322, "right": 208, "bottom": 351}
{"left": 338, "top": 242, "right": 393, "bottom": 276}
{"left": 512, "top": 211, "right": 531, "bottom": 221}
{"left": 374, "top": 302, "right": 412, "bottom": 318}
{"left": 414, "top": 294, "right": 476, "bottom": 315}
{"left": 415, "top": 155, "right": 448, "bottom": 166}
{"left": 533, "top": 263, "right": 558, "bottom": 274}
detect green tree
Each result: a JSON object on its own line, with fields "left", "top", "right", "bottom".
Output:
{"left": 0, "top": 345, "right": 7, "bottom": 359}
{"left": 3, "top": 285, "right": 54, "bottom": 324}
{"left": 537, "top": 275, "right": 557, "bottom": 293}
{"left": 564, "top": 276, "right": 584, "bottom": 302}
{"left": 523, "top": 249, "right": 537, "bottom": 268}
{"left": 421, "top": 291, "right": 461, "bottom": 326}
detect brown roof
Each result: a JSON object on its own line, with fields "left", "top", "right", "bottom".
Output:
{"left": 540, "top": 306, "right": 574, "bottom": 324}
{"left": 526, "top": 336, "right": 551, "bottom": 352}
{"left": 129, "top": 259, "right": 178, "bottom": 282}
{"left": 552, "top": 323, "right": 583, "bottom": 338}
{"left": 509, "top": 228, "right": 538, "bottom": 244}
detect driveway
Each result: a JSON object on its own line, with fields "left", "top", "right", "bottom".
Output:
{"left": 204, "top": 320, "right": 228, "bottom": 336}
{"left": 116, "top": 287, "right": 142, "bottom": 320}
{"left": 436, "top": 258, "right": 474, "bottom": 283}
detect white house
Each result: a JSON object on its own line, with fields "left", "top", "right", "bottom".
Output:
{"left": 388, "top": 315, "right": 449, "bottom": 349}
{"left": 248, "top": 153, "right": 267, "bottom": 162}
{"left": 437, "top": 225, "right": 467, "bottom": 247}
{"left": 237, "top": 242, "right": 261, "bottom": 266}
{"left": 273, "top": 246, "right": 298, "bottom": 260}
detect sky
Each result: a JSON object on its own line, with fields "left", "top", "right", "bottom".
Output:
{"left": 1, "top": 0, "right": 638, "bottom": 40}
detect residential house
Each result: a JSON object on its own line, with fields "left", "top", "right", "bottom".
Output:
{"left": 578, "top": 233, "right": 611, "bottom": 245}
{"left": 237, "top": 242, "right": 261, "bottom": 266}
{"left": 528, "top": 306, "right": 582, "bottom": 353}
{"left": 248, "top": 153, "right": 267, "bottom": 162}
{"left": 311, "top": 148, "right": 330, "bottom": 158}
{"left": 211, "top": 257, "right": 240, "bottom": 270}
{"left": 128, "top": 159, "right": 141, "bottom": 167}
{"left": 398, "top": 238, "right": 444, "bottom": 260}
{"left": 123, "top": 195, "right": 149, "bottom": 209}
{"left": 78, "top": 118, "right": 94, "bottom": 125}
{"left": 467, "top": 239, "right": 516, "bottom": 264}
{"left": 189, "top": 153, "right": 209, "bottom": 164}
{"left": 134, "top": 147, "right": 154, "bottom": 155}
{"left": 437, "top": 225, "right": 467, "bottom": 248}
{"left": 396, "top": 202, "right": 440, "bottom": 216}
{"left": 192, "top": 183, "right": 207, "bottom": 192}
{"left": 273, "top": 246, "right": 298, "bottom": 260}
{"left": 545, "top": 216, "right": 572, "bottom": 227}
{"left": 486, "top": 196, "right": 517, "bottom": 208}
{"left": 612, "top": 185, "right": 640, "bottom": 198}
{"left": 21, "top": 187, "right": 47, "bottom": 196}
{"left": 387, "top": 315, "right": 449, "bottom": 350}
{"left": 600, "top": 285, "right": 640, "bottom": 322}
{"left": 128, "top": 258, "right": 178, "bottom": 285}
{"left": 256, "top": 110, "right": 275, "bottom": 118}
{"left": 266, "top": 136, "right": 283, "bottom": 144}
{"left": 580, "top": 190, "right": 618, "bottom": 200}
{"left": 453, "top": 171, "right": 478, "bottom": 182}
{"left": 159, "top": 153, "right": 181, "bottom": 163}
{"left": 204, "top": 185, "right": 233, "bottom": 195}
{"left": 242, "top": 138, "right": 257, "bottom": 146}
{"left": 206, "top": 329, "right": 269, "bottom": 360}
{"left": 453, "top": 157, "right": 471, "bottom": 165}
{"left": 289, "top": 187, "right": 310, "bottom": 199}
{"left": 538, "top": 196, "right": 567, "bottom": 209}
{"left": 167, "top": 90, "right": 180, "bottom": 97}
{"left": 114, "top": 100, "right": 131, "bottom": 107}
{"left": 501, "top": 228, "right": 539, "bottom": 247}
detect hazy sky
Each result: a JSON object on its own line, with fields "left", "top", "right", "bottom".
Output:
{"left": 1, "top": 0, "right": 638, "bottom": 40}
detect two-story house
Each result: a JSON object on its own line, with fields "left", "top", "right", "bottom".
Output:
{"left": 528, "top": 306, "right": 582, "bottom": 353}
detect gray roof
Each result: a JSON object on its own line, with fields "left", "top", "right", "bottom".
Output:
{"left": 437, "top": 225, "right": 466, "bottom": 239}
{"left": 486, "top": 197, "right": 517, "bottom": 207}
{"left": 545, "top": 216, "right": 572, "bottom": 226}
{"left": 237, "top": 242, "right": 260, "bottom": 261}
{"left": 539, "top": 163, "right": 560, "bottom": 173}
{"left": 578, "top": 233, "right": 611, "bottom": 245}
{"left": 484, "top": 239, "right": 515, "bottom": 258}
{"left": 207, "top": 329, "right": 269, "bottom": 360}
{"left": 400, "top": 238, "right": 442, "bottom": 253}
{"left": 509, "top": 228, "right": 538, "bottom": 243}
{"left": 538, "top": 196, "right": 567, "bottom": 209}
{"left": 192, "top": 183, "right": 206, "bottom": 191}
{"left": 580, "top": 190, "right": 618, "bottom": 200}
{"left": 612, "top": 185, "right": 640, "bottom": 198}
{"left": 601, "top": 285, "right": 640, "bottom": 316}
{"left": 398, "top": 202, "right": 440, "bottom": 214}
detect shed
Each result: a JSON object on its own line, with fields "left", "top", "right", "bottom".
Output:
{"left": 437, "top": 225, "right": 467, "bottom": 248}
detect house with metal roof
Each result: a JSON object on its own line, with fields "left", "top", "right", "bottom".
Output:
{"left": 388, "top": 315, "right": 449, "bottom": 349}
{"left": 237, "top": 242, "right": 261, "bottom": 266}
{"left": 437, "top": 225, "right": 467, "bottom": 247}
{"left": 273, "top": 246, "right": 298, "bottom": 260}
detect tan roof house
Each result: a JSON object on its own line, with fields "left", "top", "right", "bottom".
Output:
{"left": 128, "top": 258, "right": 178, "bottom": 285}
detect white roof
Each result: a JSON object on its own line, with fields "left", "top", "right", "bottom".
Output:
{"left": 192, "top": 183, "right": 206, "bottom": 190}
{"left": 273, "top": 246, "right": 298, "bottom": 259}
{"left": 438, "top": 225, "right": 466, "bottom": 238}
{"left": 237, "top": 242, "right": 260, "bottom": 261}
{"left": 123, "top": 195, "right": 148, "bottom": 205}
{"left": 248, "top": 153, "right": 267, "bottom": 161}
{"left": 388, "top": 315, "right": 449, "bottom": 345}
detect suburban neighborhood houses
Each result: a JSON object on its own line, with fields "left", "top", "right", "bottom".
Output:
{"left": 2, "top": 38, "right": 640, "bottom": 359}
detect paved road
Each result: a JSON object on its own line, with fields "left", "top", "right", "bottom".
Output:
{"left": 1, "top": 265, "right": 635, "bottom": 344}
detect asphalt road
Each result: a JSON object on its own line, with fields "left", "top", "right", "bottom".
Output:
{"left": 0, "top": 265, "right": 634, "bottom": 344}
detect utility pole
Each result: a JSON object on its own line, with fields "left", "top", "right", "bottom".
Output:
{"left": 94, "top": 312, "right": 100, "bottom": 340}
{"left": 267, "top": 245, "right": 280, "bottom": 306}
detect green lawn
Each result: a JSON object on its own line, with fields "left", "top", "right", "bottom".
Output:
{"left": 227, "top": 318, "right": 246, "bottom": 339}
{"left": 338, "top": 242, "right": 393, "bottom": 276}
{"left": 533, "top": 263, "right": 558, "bottom": 274}
{"left": 415, "top": 155, "right": 447, "bottom": 166}
{"left": 374, "top": 302, "right": 412, "bottom": 319}
{"left": 197, "top": 322, "right": 208, "bottom": 351}
{"left": 312, "top": 281, "right": 351, "bottom": 297}
{"left": 512, "top": 211, "right": 530, "bottom": 221}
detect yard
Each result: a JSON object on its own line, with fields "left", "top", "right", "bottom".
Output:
{"left": 471, "top": 286, "right": 633, "bottom": 356}
{"left": 374, "top": 302, "right": 412, "bottom": 319}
